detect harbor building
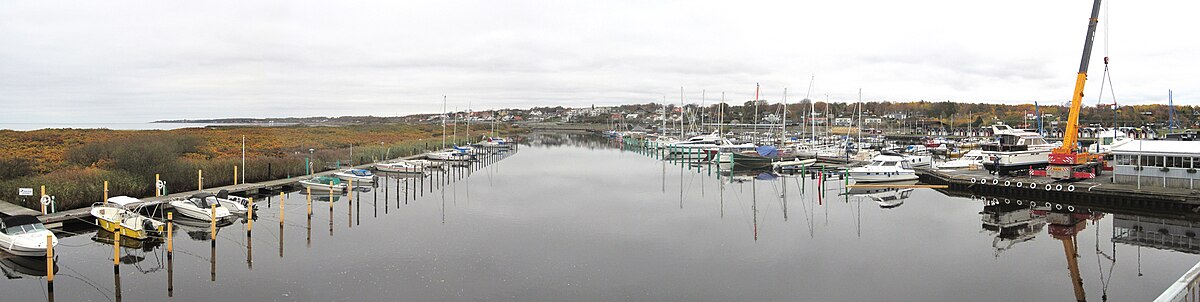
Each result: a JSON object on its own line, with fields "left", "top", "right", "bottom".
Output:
{"left": 1112, "top": 140, "right": 1200, "bottom": 189}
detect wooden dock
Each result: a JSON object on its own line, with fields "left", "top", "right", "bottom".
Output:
{"left": 917, "top": 168, "right": 1200, "bottom": 213}
{"left": 0, "top": 151, "right": 445, "bottom": 225}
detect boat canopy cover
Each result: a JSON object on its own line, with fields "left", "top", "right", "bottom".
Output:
{"left": 348, "top": 169, "right": 372, "bottom": 176}
{"left": 106, "top": 196, "right": 140, "bottom": 207}
{"left": 0, "top": 215, "right": 41, "bottom": 227}
{"left": 453, "top": 145, "right": 470, "bottom": 153}
{"left": 189, "top": 193, "right": 217, "bottom": 208}
{"left": 316, "top": 176, "right": 343, "bottom": 184}
{"left": 756, "top": 146, "right": 779, "bottom": 157}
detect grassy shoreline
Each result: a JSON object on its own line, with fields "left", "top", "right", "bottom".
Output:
{"left": 0, "top": 123, "right": 518, "bottom": 211}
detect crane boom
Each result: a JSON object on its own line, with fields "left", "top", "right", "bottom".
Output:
{"left": 1056, "top": 0, "right": 1103, "bottom": 154}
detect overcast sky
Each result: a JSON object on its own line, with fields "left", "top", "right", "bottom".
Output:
{"left": 0, "top": 0, "right": 1195, "bottom": 123}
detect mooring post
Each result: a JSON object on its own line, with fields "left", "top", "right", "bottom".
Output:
{"left": 167, "top": 213, "right": 173, "bottom": 253}
{"left": 155, "top": 174, "right": 161, "bottom": 197}
{"left": 103, "top": 181, "right": 109, "bottom": 205}
{"left": 233, "top": 166, "right": 238, "bottom": 185}
{"left": 46, "top": 234, "right": 54, "bottom": 293}
{"left": 247, "top": 197, "right": 253, "bottom": 237}
{"left": 198, "top": 169, "right": 204, "bottom": 191}
{"left": 113, "top": 230, "right": 120, "bottom": 270}
{"left": 306, "top": 187, "right": 312, "bottom": 217}
{"left": 40, "top": 185, "right": 46, "bottom": 214}
{"left": 279, "top": 191, "right": 285, "bottom": 225}
{"left": 210, "top": 204, "right": 216, "bottom": 240}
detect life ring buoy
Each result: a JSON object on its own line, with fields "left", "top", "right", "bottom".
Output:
{"left": 1045, "top": 185, "right": 1052, "bottom": 191}
{"left": 1004, "top": 199, "right": 1010, "bottom": 204}
{"left": 1030, "top": 183, "right": 1038, "bottom": 189}
{"left": 39, "top": 195, "right": 52, "bottom": 206}
{"left": 1068, "top": 205, "right": 1076, "bottom": 211}
{"left": 1004, "top": 181, "right": 1011, "bottom": 187}
{"left": 971, "top": 178, "right": 976, "bottom": 184}
{"left": 1016, "top": 200, "right": 1023, "bottom": 205}
{"left": 1056, "top": 204, "right": 1063, "bottom": 210}
{"left": 1067, "top": 185, "right": 1075, "bottom": 192}
{"left": 1016, "top": 182, "right": 1023, "bottom": 187}
{"left": 993, "top": 179, "right": 999, "bottom": 185}
{"left": 1029, "top": 201, "right": 1037, "bottom": 207}
{"left": 1055, "top": 184, "right": 1063, "bottom": 191}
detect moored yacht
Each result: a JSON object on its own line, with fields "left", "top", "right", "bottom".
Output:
{"left": 980, "top": 125, "right": 1059, "bottom": 176}
{"left": 849, "top": 154, "right": 919, "bottom": 182}
{"left": 0, "top": 215, "right": 57, "bottom": 257}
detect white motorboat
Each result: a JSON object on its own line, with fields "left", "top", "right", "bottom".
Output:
{"left": 476, "top": 137, "right": 512, "bottom": 149}
{"left": 213, "top": 190, "right": 253, "bottom": 215}
{"left": 0, "top": 215, "right": 58, "bottom": 256}
{"left": 298, "top": 176, "right": 348, "bottom": 191}
{"left": 334, "top": 169, "right": 377, "bottom": 184}
{"left": 1087, "top": 129, "right": 1134, "bottom": 153}
{"left": 981, "top": 125, "right": 1059, "bottom": 176}
{"left": 91, "top": 196, "right": 166, "bottom": 240}
{"left": 168, "top": 193, "right": 233, "bottom": 222}
{"left": 427, "top": 150, "right": 475, "bottom": 161}
{"left": 849, "top": 155, "right": 919, "bottom": 182}
{"left": 936, "top": 150, "right": 986, "bottom": 169}
{"left": 871, "top": 188, "right": 914, "bottom": 208}
{"left": 374, "top": 161, "right": 427, "bottom": 174}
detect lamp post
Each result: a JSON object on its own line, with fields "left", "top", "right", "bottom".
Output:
{"left": 308, "top": 148, "right": 315, "bottom": 175}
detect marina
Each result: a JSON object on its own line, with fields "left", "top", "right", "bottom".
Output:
{"left": 4, "top": 132, "right": 1197, "bottom": 301}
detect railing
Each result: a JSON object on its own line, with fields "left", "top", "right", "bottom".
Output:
{"left": 1156, "top": 260, "right": 1200, "bottom": 302}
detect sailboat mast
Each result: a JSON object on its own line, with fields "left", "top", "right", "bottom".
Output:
{"left": 441, "top": 95, "right": 447, "bottom": 150}
{"left": 781, "top": 88, "right": 788, "bottom": 144}
{"left": 680, "top": 87, "right": 684, "bottom": 139}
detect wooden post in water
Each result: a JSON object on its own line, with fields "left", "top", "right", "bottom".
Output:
{"left": 167, "top": 213, "right": 173, "bottom": 253}
{"left": 40, "top": 185, "right": 46, "bottom": 214}
{"left": 210, "top": 204, "right": 216, "bottom": 240}
{"left": 279, "top": 191, "right": 285, "bottom": 225}
{"left": 247, "top": 197, "right": 253, "bottom": 237}
{"left": 103, "top": 181, "right": 109, "bottom": 204}
{"left": 113, "top": 230, "right": 120, "bottom": 269}
{"left": 306, "top": 187, "right": 312, "bottom": 217}
{"left": 46, "top": 234, "right": 54, "bottom": 293}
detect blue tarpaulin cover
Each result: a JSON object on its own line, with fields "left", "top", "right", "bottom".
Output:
{"left": 756, "top": 146, "right": 779, "bottom": 157}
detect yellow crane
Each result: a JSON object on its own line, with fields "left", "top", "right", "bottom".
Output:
{"left": 1045, "top": 0, "right": 1107, "bottom": 180}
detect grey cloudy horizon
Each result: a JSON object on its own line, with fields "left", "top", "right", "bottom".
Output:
{"left": 1, "top": 0, "right": 1195, "bottom": 123}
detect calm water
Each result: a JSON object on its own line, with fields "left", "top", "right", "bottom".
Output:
{"left": 2, "top": 132, "right": 1198, "bottom": 301}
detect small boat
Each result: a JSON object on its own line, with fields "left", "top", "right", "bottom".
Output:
{"left": 849, "top": 155, "right": 919, "bottom": 182}
{"left": 427, "top": 150, "right": 475, "bottom": 161}
{"left": 936, "top": 150, "right": 986, "bottom": 169}
{"left": 374, "top": 161, "right": 426, "bottom": 174}
{"left": 299, "top": 175, "right": 348, "bottom": 191}
{"left": 476, "top": 137, "right": 511, "bottom": 149}
{"left": 213, "top": 190, "right": 253, "bottom": 214}
{"left": 406, "top": 159, "right": 444, "bottom": 168}
{"left": 0, "top": 215, "right": 58, "bottom": 257}
{"left": 168, "top": 193, "right": 233, "bottom": 222}
{"left": 871, "top": 188, "right": 914, "bottom": 208}
{"left": 334, "top": 169, "right": 377, "bottom": 184}
{"left": 90, "top": 196, "right": 166, "bottom": 240}
{"left": 773, "top": 158, "right": 817, "bottom": 170}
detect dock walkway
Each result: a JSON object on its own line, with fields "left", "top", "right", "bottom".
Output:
{"left": 0, "top": 151, "right": 440, "bottom": 225}
{"left": 918, "top": 168, "right": 1200, "bottom": 213}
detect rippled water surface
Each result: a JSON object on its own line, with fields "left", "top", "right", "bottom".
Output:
{"left": 2, "top": 132, "right": 1198, "bottom": 301}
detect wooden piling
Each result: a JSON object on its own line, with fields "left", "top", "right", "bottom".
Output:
{"left": 113, "top": 230, "right": 120, "bottom": 268}
{"left": 198, "top": 169, "right": 204, "bottom": 191}
{"left": 46, "top": 234, "right": 54, "bottom": 292}
{"left": 167, "top": 213, "right": 173, "bottom": 253}
{"left": 210, "top": 204, "right": 216, "bottom": 240}
{"left": 40, "top": 185, "right": 46, "bottom": 215}
{"left": 155, "top": 174, "right": 161, "bottom": 197}
{"left": 103, "top": 181, "right": 109, "bottom": 204}
{"left": 279, "top": 191, "right": 285, "bottom": 225}
{"left": 233, "top": 166, "right": 238, "bottom": 185}
{"left": 247, "top": 197, "right": 253, "bottom": 237}
{"left": 306, "top": 187, "right": 312, "bottom": 216}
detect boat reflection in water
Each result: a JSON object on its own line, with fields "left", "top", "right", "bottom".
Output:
{"left": 981, "top": 202, "right": 1046, "bottom": 257}
{"left": 844, "top": 181, "right": 915, "bottom": 209}
{"left": 0, "top": 251, "right": 56, "bottom": 279}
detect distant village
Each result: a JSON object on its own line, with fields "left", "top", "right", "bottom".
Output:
{"left": 159, "top": 100, "right": 1200, "bottom": 133}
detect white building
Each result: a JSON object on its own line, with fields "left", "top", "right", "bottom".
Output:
{"left": 1112, "top": 140, "right": 1200, "bottom": 189}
